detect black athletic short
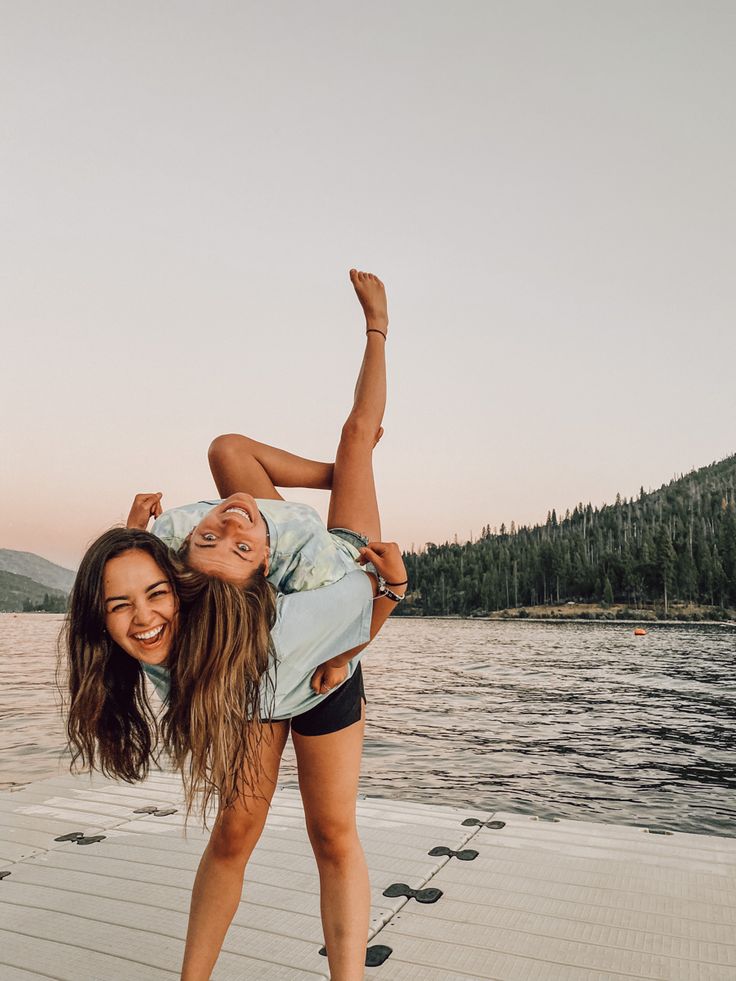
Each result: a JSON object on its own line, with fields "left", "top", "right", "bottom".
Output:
{"left": 290, "top": 663, "right": 366, "bottom": 737}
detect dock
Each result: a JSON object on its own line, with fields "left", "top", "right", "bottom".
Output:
{"left": 1, "top": 771, "right": 734, "bottom": 980}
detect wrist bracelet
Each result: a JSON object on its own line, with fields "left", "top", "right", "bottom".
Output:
{"left": 376, "top": 575, "right": 405, "bottom": 603}
{"left": 385, "top": 579, "right": 408, "bottom": 587}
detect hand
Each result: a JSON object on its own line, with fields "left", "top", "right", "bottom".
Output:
{"left": 126, "top": 492, "right": 163, "bottom": 530}
{"left": 310, "top": 661, "right": 349, "bottom": 695}
{"left": 358, "top": 541, "right": 407, "bottom": 590}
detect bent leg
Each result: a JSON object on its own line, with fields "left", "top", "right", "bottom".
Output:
{"left": 292, "top": 705, "right": 369, "bottom": 981}
{"left": 327, "top": 272, "right": 389, "bottom": 542}
{"left": 208, "top": 434, "right": 334, "bottom": 501}
{"left": 181, "top": 721, "right": 290, "bottom": 981}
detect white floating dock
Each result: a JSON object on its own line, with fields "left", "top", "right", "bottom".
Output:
{"left": 1, "top": 772, "right": 734, "bottom": 980}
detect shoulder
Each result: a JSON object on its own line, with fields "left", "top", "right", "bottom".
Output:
{"left": 258, "top": 499, "right": 322, "bottom": 526}
{"left": 151, "top": 501, "right": 221, "bottom": 548}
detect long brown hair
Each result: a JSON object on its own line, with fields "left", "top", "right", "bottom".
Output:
{"left": 60, "top": 528, "right": 181, "bottom": 783}
{"left": 162, "top": 570, "right": 276, "bottom": 816}
{"left": 61, "top": 527, "right": 277, "bottom": 817}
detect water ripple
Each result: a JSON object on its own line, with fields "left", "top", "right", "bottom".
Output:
{"left": 2, "top": 614, "right": 735, "bottom": 836}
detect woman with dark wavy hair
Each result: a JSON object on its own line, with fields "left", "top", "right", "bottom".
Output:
{"left": 62, "top": 527, "right": 278, "bottom": 812}
{"left": 64, "top": 528, "right": 404, "bottom": 981}
{"left": 62, "top": 528, "right": 179, "bottom": 784}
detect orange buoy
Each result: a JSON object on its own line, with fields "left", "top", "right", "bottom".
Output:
{"left": 634, "top": 628, "right": 647, "bottom": 636}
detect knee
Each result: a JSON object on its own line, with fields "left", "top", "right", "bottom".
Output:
{"left": 340, "top": 415, "right": 377, "bottom": 448}
{"left": 208, "top": 810, "right": 264, "bottom": 865}
{"left": 208, "top": 433, "right": 252, "bottom": 467}
{"left": 307, "top": 819, "right": 360, "bottom": 866}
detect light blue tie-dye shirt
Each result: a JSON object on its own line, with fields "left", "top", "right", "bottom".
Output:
{"left": 142, "top": 570, "right": 373, "bottom": 719}
{"left": 151, "top": 499, "right": 364, "bottom": 592}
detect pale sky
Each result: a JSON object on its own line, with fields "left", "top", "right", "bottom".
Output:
{"left": 2, "top": 1, "right": 735, "bottom": 570}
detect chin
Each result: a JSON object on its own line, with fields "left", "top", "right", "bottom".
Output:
{"left": 134, "top": 649, "right": 170, "bottom": 667}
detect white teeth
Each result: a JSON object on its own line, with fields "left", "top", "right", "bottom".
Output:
{"left": 134, "top": 625, "right": 164, "bottom": 641}
{"left": 225, "top": 507, "right": 251, "bottom": 522}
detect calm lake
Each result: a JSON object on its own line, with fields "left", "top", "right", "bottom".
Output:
{"left": 1, "top": 614, "right": 734, "bottom": 837}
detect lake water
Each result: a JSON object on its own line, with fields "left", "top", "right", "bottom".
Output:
{"left": 1, "top": 614, "right": 734, "bottom": 837}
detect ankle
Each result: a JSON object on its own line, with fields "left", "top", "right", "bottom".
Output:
{"left": 365, "top": 314, "right": 388, "bottom": 334}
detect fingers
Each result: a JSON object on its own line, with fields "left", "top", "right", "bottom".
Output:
{"left": 359, "top": 541, "right": 399, "bottom": 559}
{"left": 134, "top": 492, "right": 163, "bottom": 517}
{"left": 310, "top": 670, "right": 323, "bottom": 694}
{"left": 357, "top": 547, "right": 379, "bottom": 565}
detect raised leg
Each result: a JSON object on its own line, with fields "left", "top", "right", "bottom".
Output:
{"left": 326, "top": 270, "right": 389, "bottom": 542}
{"left": 208, "top": 434, "right": 334, "bottom": 501}
{"left": 292, "top": 705, "right": 369, "bottom": 981}
{"left": 180, "top": 721, "right": 290, "bottom": 980}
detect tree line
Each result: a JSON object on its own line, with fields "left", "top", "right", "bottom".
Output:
{"left": 398, "top": 455, "right": 736, "bottom": 617}
{"left": 22, "top": 592, "right": 68, "bottom": 613}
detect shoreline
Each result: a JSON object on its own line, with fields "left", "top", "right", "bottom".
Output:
{"left": 395, "top": 613, "right": 736, "bottom": 626}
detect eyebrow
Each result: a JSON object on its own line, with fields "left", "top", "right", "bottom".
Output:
{"left": 193, "top": 542, "right": 249, "bottom": 562}
{"left": 105, "top": 580, "right": 170, "bottom": 603}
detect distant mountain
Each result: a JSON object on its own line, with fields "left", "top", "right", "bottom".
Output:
{"left": 0, "top": 570, "right": 68, "bottom": 613}
{"left": 0, "top": 549, "right": 76, "bottom": 593}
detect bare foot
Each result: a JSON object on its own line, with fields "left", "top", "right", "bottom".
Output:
{"left": 349, "top": 268, "right": 389, "bottom": 336}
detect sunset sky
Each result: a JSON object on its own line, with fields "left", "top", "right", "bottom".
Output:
{"left": 3, "top": 1, "right": 735, "bottom": 570}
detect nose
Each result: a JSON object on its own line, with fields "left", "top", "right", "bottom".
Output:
{"left": 132, "top": 599, "right": 157, "bottom": 626}
{"left": 221, "top": 512, "right": 245, "bottom": 529}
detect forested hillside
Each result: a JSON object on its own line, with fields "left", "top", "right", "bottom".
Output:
{"left": 400, "top": 455, "right": 736, "bottom": 617}
{"left": 0, "top": 549, "right": 75, "bottom": 592}
{"left": 0, "top": 570, "right": 68, "bottom": 613}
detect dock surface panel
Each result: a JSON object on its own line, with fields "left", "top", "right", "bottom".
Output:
{"left": 1, "top": 772, "right": 733, "bottom": 979}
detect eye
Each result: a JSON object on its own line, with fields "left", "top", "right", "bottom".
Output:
{"left": 202, "top": 533, "right": 217, "bottom": 542}
{"left": 110, "top": 602, "right": 130, "bottom": 613}
{"left": 237, "top": 543, "right": 251, "bottom": 553}
{"left": 150, "top": 589, "right": 169, "bottom": 599}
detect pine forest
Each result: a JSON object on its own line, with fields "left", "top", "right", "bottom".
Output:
{"left": 399, "top": 455, "right": 736, "bottom": 619}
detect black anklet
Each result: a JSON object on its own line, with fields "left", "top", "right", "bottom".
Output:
{"left": 366, "top": 328, "right": 387, "bottom": 339}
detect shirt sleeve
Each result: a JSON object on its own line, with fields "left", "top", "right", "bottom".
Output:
{"left": 151, "top": 501, "right": 219, "bottom": 551}
{"left": 270, "top": 570, "right": 373, "bottom": 675}
{"left": 150, "top": 511, "right": 184, "bottom": 551}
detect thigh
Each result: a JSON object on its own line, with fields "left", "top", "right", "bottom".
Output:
{"left": 213, "top": 721, "right": 290, "bottom": 841}
{"left": 327, "top": 434, "right": 381, "bottom": 543}
{"left": 292, "top": 704, "right": 365, "bottom": 834}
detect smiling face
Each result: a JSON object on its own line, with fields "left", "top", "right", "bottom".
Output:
{"left": 103, "top": 549, "right": 178, "bottom": 666}
{"left": 185, "top": 493, "right": 269, "bottom": 584}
